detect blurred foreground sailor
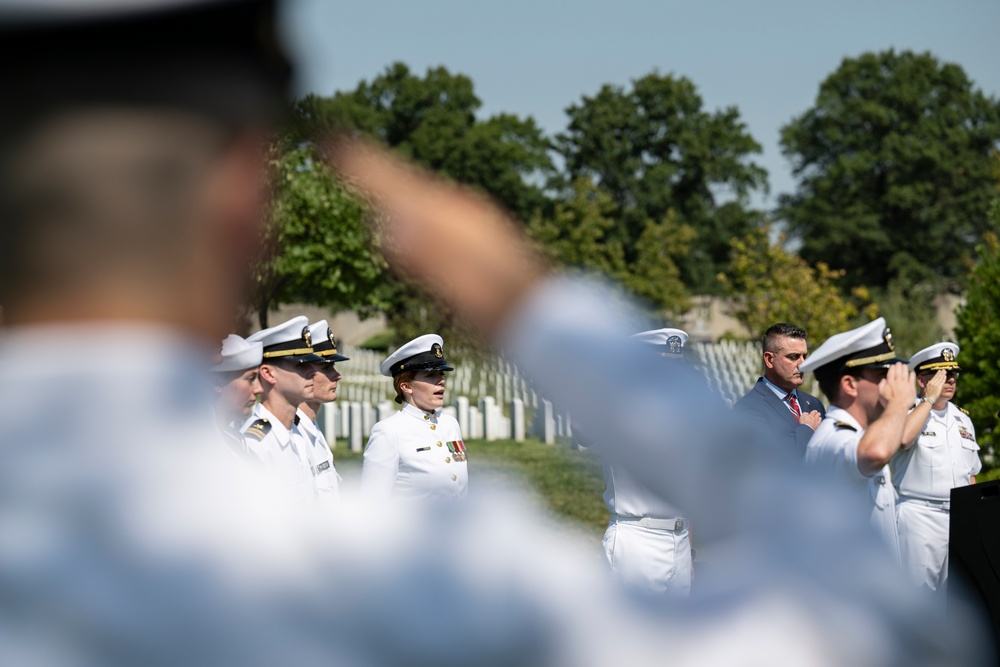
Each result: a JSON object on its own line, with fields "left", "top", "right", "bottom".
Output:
{"left": 332, "top": 139, "right": 991, "bottom": 664}
{"left": 734, "top": 323, "right": 825, "bottom": 453}
{"left": 891, "top": 342, "right": 981, "bottom": 593}
{"left": 243, "top": 315, "right": 325, "bottom": 505}
{"left": 599, "top": 328, "right": 693, "bottom": 595}
{"left": 799, "top": 318, "right": 912, "bottom": 562}
{"left": 295, "top": 319, "right": 348, "bottom": 510}
{"left": 361, "top": 334, "right": 469, "bottom": 500}
{"left": 211, "top": 334, "right": 263, "bottom": 461}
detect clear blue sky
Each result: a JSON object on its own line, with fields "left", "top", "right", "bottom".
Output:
{"left": 281, "top": 0, "right": 1000, "bottom": 210}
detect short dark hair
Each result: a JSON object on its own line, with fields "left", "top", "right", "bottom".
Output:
{"left": 762, "top": 323, "right": 807, "bottom": 354}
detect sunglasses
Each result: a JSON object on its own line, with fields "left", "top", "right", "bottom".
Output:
{"left": 920, "top": 370, "right": 961, "bottom": 380}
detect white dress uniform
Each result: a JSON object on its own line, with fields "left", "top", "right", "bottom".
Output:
{"left": 242, "top": 402, "right": 317, "bottom": 505}
{"left": 806, "top": 406, "right": 900, "bottom": 562}
{"left": 601, "top": 327, "right": 692, "bottom": 595}
{"left": 296, "top": 407, "right": 342, "bottom": 509}
{"left": 890, "top": 340, "right": 981, "bottom": 592}
{"left": 362, "top": 402, "right": 469, "bottom": 500}
{"left": 892, "top": 402, "right": 980, "bottom": 591}
{"left": 602, "top": 463, "right": 692, "bottom": 595}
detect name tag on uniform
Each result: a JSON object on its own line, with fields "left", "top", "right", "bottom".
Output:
{"left": 921, "top": 431, "right": 936, "bottom": 437}
{"left": 416, "top": 446, "right": 430, "bottom": 452}
{"left": 315, "top": 461, "right": 330, "bottom": 473}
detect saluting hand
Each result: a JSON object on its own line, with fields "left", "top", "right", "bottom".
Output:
{"left": 922, "top": 370, "right": 947, "bottom": 404}
{"left": 879, "top": 363, "right": 916, "bottom": 409}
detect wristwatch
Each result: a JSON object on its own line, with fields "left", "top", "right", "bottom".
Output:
{"left": 920, "top": 396, "right": 934, "bottom": 406}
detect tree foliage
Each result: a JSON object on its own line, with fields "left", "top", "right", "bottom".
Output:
{"left": 252, "top": 142, "right": 390, "bottom": 328}
{"left": 528, "top": 178, "right": 693, "bottom": 317}
{"left": 291, "top": 63, "right": 554, "bottom": 223}
{"left": 954, "top": 224, "right": 1000, "bottom": 468}
{"left": 779, "top": 50, "right": 1000, "bottom": 292}
{"left": 557, "top": 71, "right": 768, "bottom": 292}
{"left": 718, "top": 225, "right": 875, "bottom": 343}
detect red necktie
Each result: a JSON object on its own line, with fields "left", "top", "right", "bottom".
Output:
{"left": 787, "top": 393, "right": 801, "bottom": 421}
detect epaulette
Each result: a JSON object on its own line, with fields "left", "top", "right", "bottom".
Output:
{"left": 959, "top": 407, "right": 970, "bottom": 416}
{"left": 834, "top": 421, "right": 858, "bottom": 432}
{"left": 244, "top": 418, "right": 271, "bottom": 442}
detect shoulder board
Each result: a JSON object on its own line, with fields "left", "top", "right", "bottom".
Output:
{"left": 959, "top": 407, "right": 969, "bottom": 416}
{"left": 244, "top": 418, "right": 271, "bottom": 442}
{"left": 834, "top": 421, "right": 858, "bottom": 432}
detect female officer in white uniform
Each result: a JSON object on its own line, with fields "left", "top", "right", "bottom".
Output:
{"left": 361, "top": 334, "right": 469, "bottom": 500}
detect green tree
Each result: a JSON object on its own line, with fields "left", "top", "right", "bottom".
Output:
{"left": 557, "top": 71, "right": 768, "bottom": 292}
{"left": 779, "top": 50, "right": 1000, "bottom": 292}
{"left": 292, "top": 63, "right": 554, "bottom": 223}
{"left": 718, "top": 225, "right": 875, "bottom": 343}
{"left": 253, "top": 142, "right": 390, "bottom": 328}
{"left": 954, "top": 225, "right": 1000, "bottom": 468}
{"left": 529, "top": 179, "right": 693, "bottom": 318}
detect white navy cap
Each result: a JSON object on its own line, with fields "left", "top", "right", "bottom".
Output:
{"left": 909, "top": 342, "right": 961, "bottom": 374}
{"left": 632, "top": 328, "right": 688, "bottom": 357}
{"left": 380, "top": 334, "right": 455, "bottom": 378}
{"left": 247, "top": 315, "right": 324, "bottom": 364}
{"left": 800, "top": 317, "right": 906, "bottom": 380}
{"left": 307, "top": 320, "right": 349, "bottom": 363}
{"left": 211, "top": 334, "right": 262, "bottom": 372}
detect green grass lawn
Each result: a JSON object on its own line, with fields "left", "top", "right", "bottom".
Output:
{"left": 332, "top": 437, "right": 609, "bottom": 538}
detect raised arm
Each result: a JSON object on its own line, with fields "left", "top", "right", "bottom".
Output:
{"left": 856, "top": 363, "right": 917, "bottom": 476}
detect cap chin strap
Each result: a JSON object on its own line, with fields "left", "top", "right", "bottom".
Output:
{"left": 844, "top": 351, "right": 897, "bottom": 368}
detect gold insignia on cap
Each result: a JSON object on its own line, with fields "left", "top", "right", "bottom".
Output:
{"left": 667, "top": 335, "right": 683, "bottom": 355}
{"left": 302, "top": 326, "right": 312, "bottom": 348}
{"left": 433, "top": 343, "right": 443, "bottom": 359}
{"left": 883, "top": 327, "right": 894, "bottom": 351}
{"left": 943, "top": 348, "right": 955, "bottom": 362}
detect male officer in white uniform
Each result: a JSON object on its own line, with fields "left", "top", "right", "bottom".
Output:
{"left": 211, "top": 334, "right": 264, "bottom": 462}
{"left": 295, "top": 319, "right": 348, "bottom": 509}
{"left": 362, "top": 334, "right": 469, "bottom": 500}
{"left": 892, "top": 342, "right": 981, "bottom": 592}
{"left": 243, "top": 315, "right": 326, "bottom": 505}
{"left": 800, "top": 318, "right": 914, "bottom": 562}
{"left": 601, "top": 328, "right": 693, "bottom": 595}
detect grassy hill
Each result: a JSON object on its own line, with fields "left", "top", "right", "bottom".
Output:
{"left": 333, "top": 437, "right": 609, "bottom": 537}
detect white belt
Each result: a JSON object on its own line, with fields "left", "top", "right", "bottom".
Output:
{"left": 611, "top": 514, "right": 688, "bottom": 531}
{"left": 899, "top": 496, "right": 950, "bottom": 511}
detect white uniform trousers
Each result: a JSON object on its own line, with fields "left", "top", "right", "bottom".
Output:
{"left": 897, "top": 498, "right": 950, "bottom": 593}
{"left": 602, "top": 516, "right": 692, "bottom": 596}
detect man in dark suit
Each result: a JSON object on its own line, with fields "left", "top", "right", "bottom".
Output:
{"left": 733, "top": 323, "right": 825, "bottom": 452}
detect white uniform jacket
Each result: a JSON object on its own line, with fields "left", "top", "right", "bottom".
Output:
{"left": 241, "top": 403, "right": 316, "bottom": 505}
{"left": 296, "top": 408, "right": 342, "bottom": 510}
{"left": 892, "top": 401, "right": 981, "bottom": 501}
{"left": 361, "top": 402, "right": 468, "bottom": 500}
{"left": 805, "top": 406, "right": 900, "bottom": 562}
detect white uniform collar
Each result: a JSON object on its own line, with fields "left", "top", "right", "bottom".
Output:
{"left": 401, "top": 401, "right": 439, "bottom": 423}
{"left": 253, "top": 402, "right": 292, "bottom": 446}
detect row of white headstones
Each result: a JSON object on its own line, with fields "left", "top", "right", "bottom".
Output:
{"left": 319, "top": 345, "right": 578, "bottom": 450}
{"left": 321, "top": 341, "right": 761, "bottom": 451}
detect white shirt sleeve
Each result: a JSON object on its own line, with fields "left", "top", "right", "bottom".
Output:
{"left": 361, "top": 420, "right": 399, "bottom": 497}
